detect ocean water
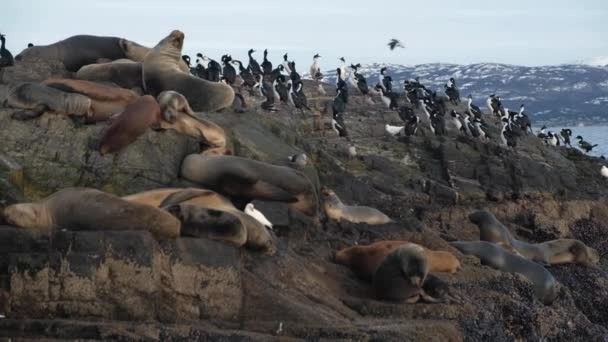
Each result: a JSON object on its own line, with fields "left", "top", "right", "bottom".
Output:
{"left": 547, "top": 126, "right": 608, "bottom": 157}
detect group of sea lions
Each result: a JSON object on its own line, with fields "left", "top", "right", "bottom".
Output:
{"left": 4, "top": 30, "right": 232, "bottom": 156}
{"left": 0, "top": 30, "right": 601, "bottom": 307}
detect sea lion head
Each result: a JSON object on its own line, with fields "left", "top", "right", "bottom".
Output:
{"left": 570, "top": 240, "right": 600, "bottom": 265}
{"left": 159, "top": 30, "right": 184, "bottom": 52}
{"left": 3, "top": 203, "right": 48, "bottom": 230}
{"left": 468, "top": 210, "right": 493, "bottom": 225}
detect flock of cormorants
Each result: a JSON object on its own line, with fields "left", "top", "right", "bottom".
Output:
{"left": 0, "top": 33, "right": 602, "bottom": 156}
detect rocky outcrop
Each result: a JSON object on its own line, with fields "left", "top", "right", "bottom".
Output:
{"left": 1, "top": 73, "right": 607, "bottom": 340}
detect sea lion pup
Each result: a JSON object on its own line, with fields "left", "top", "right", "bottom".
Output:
{"left": 373, "top": 245, "right": 438, "bottom": 303}
{"left": 5, "top": 82, "right": 92, "bottom": 120}
{"left": 142, "top": 30, "right": 235, "bottom": 112}
{"left": 98, "top": 95, "right": 161, "bottom": 155}
{"left": 15, "top": 35, "right": 150, "bottom": 72}
{"left": 159, "top": 189, "right": 275, "bottom": 253}
{"left": 335, "top": 240, "right": 460, "bottom": 279}
{"left": 2, "top": 188, "right": 180, "bottom": 239}
{"left": 76, "top": 61, "right": 143, "bottom": 90}
{"left": 41, "top": 78, "right": 139, "bottom": 122}
{"left": 450, "top": 241, "right": 559, "bottom": 305}
{"left": 320, "top": 187, "right": 391, "bottom": 225}
{"left": 180, "top": 154, "right": 317, "bottom": 216}
{"left": 469, "top": 210, "right": 599, "bottom": 266}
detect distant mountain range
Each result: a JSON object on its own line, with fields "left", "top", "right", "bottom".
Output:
{"left": 313, "top": 62, "right": 608, "bottom": 126}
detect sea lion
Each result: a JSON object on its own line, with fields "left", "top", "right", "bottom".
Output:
{"left": 469, "top": 210, "right": 599, "bottom": 266}
{"left": 335, "top": 240, "right": 461, "bottom": 279}
{"left": 2, "top": 188, "right": 180, "bottom": 239}
{"left": 98, "top": 95, "right": 161, "bottom": 155}
{"left": 159, "top": 189, "right": 275, "bottom": 254}
{"left": 41, "top": 78, "right": 139, "bottom": 122}
{"left": 180, "top": 154, "right": 318, "bottom": 216}
{"left": 76, "top": 61, "right": 143, "bottom": 90}
{"left": 450, "top": 241, "right": 559, "bottom": 305}
{"left": 15, "top": 35, "right": 150, "bottom": 72}
{"left": 122, "top": 188, "right": 234, "bottom": 209}
{"left": 156, "top": 91, "right": 227, "bottom": 154}
{"left": 142, "top": 30, "right": 235, "bottom": 112}
{"left": 5, "top": 82, "right": 91, "bottom": 120}
{"left": 320, "top": 187, "right": 391, "bottom": 224}
{"left": 372, "top": 245, "right": 438, "bottom": 303}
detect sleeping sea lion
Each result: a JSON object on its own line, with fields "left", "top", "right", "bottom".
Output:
{"left": 321, "top": 187, "right": 391, "bottom": 225}
{"left": 5, "top": 82, "right": 91, "bottom": 120}
{"left": 180, "top": 154, "right": 317, "bottom": 216}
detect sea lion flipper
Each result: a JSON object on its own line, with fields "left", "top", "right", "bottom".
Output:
{"left": 11, "top": 109, "right": 44, "bottom": 120}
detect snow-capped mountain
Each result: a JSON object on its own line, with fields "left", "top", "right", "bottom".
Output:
{"left": 576, "top": 56, "right": 608, "bottom": 67}
{"left": 315, "top": 62, "right": 608, "bottom": 126}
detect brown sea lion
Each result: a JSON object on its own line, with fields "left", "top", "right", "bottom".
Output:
{"left": 159, "top": 189, "right": 275, "bottom": 254}
{"left": 450, "top": 241, "right": 559, "bottom": 305}
{"left": 41, "top": 78, "right": 139, "bottom": 122}
{"left": 335, "top": 240, "right": 461, "bottom": 279}
{"left": 156, "top": 90, "right": 195, "bottom": 122}
{"left": 180, "top": 154, "right": 318, "bottom": 216}
{"left": 122, "top": 188, "right": 233, "bottom": 209}
{"left": 14, "top": 35, "right": 149, "bottom": 72}
{"left": 373, "top": 245, "right": 438, "bottom": 303}
{"left": 469, "top": 210, "right": 599, "bottom": 266}
{"left": 320, "top": 187, "right": 391, "bottom": 225}
{"left": 76, "top": 61, "right": 143, "bottom": 90}
{"left": 98, "top": 95, "right": 161, "bottom": 155}
{"left": 5, "top": 82, "right": 92, "bottom": 120}
{"left": 2, "top": 188, "right": 180, "bottom": 239}
{"left": 142, "top": 30, "right": 234, "bottom": 112}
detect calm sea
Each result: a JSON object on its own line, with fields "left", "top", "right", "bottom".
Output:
{"left": 548, "top": 126, "right": 608, "bottom": 157}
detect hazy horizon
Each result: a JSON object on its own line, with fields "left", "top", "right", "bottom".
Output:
{"left": 3, "top": 0, "right": 607, "bottom": 68}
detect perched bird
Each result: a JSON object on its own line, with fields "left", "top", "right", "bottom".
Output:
{"left": 335, "top": 68, "right": 349, "bottom": 104}
{"left": 221, "top": 55, "right": 237, "bottom": 85}
{"left": 537, "top": 125, "right": 548, "bottom": 139}
{"left": 376, "top": 84, "right": 399, "bottom": 110}
{"left": 430, "top": 113, "right": 446, "bottom": 136}
{"left": 310, "top": 54, "right": 323, "bottom": 81}
{"left": 274, "top": 75, "right": 290, "bottom": 104}
{"left": 261, "top": 49, "right": 272, "bottom": 75}
{"left": 387, "top": 39, "right": 404, "bottom": 50}
{"left": 27, "top": 43, "right": 33, "bottom": 48}
{"left": 248, "top": 49, "right": 262, "bottom": 76}
{"left": 467, "top": 95, "right": 483, "bottom": 119}
{"left": 282, "top": 53, "right": 292, "bottom": 74}
{"left": 233, "top": 60, "right": 256, "bottom": 89}
{"left": 559, "top": 128, "right": 572, "bottom": 147}
{"left": 444, "top": 78, "right": 459, "bottom": 104}
{"left": 450, "top": 110, "right": 469, "bottom": 136}
{"left": 500, "top": 118, "right": 516, "bottom": 147}
{"left": 287, "top": 153, "right": 308, "bottom": 168}
{"left": 385, "top": 124, "right": 404, "bottom": 136}
{"left": 182, "top": 55, "right": 192, "bottom": 67}
{"left": 514, "top": 104, "right": 532, "bottom": 134}
{"left": 487, "top": 94, "right": 503, "bottom": 117}
{"left": 332, "top": 112, "right": 348, "bottom": 137}
{"left": 244, "top": 203, "right": 273, "bottom": 230}
{"left": 576, "top": 136, "right": 598, "bottom": 153}
{"left": 260, "top": 80, "right": 277, "bottom": 112}
{"left": 337, "top": 57, "right": 347, "bottom": 83}
{"left": 0, "top": 34, "right": 14, "bottom": 67}
{"left": 206, "top": 56, "right": 222, "bottom": 82}
{"left": 291, "top": 81, "right": 310, "bottom": 114}
{"left": 601, "top": 165, "right": 608, "bottom": 178}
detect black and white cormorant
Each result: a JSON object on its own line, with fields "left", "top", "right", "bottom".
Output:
{"left": 444, "top": 78, "right": 459, "bottom": 104}
{"left": 337, "top": 57, "right": 347, "bottom": 83}
{"left": 261, "top": 49, "right": 272, "bottom": 75}
{"left": 514, "top": 104, "right": 532, "bottom": 134}
{"left": 310, "top": 54, "right": 323, "bottom": 80}
{"left": 467, "top": 95, "right": 483, "bottom": 119}
{"left": 221, "top": 55, "right": 237, "bottom": 85}
{"left": 430, "top": 112, "right": 446, "bottom": 136}
{"left": 450, "top": 110, "right": 469, "bottom": 136}
{"left": 0, "top": 34, "right": 14, "bottom": 67}
{"left": 576, "top": 136, "right": 598, "bottom": 153}
{"left": 376, "top": 84, "right": 399, "bottom": 110}
{"left": 537, "top": 125, "right": 548, "bottom": 139}
{"left": 206, "top": 57, "right": 222, "bottom": 82}
{"left": 233, "top": 60, "right": 256, "bottom": 89}
{"left": 260, "top": 80, "right": 277, "bottom": 112}
{"left": 559, "top": 129, "right": 572, "bottom": 147}
{"left": 291, "top": 81, "right": 310, "bottom": 114}
{"left": 335, "top": 68, "right": 349, "bottom": 104}
{"left": 248, "top": 49, "right": 262, "bottom": 76}
{"left": 288, "top": 61, "right": 301, "bottom": 84}
{"left": 274, "top": 75, "right": 290, "bottom": 105}
{"left": 500, "top": 118, "right": 516, "bottom": 147}
{"left": 282, "top": 53, "right": 292, "bottom": 74}
{"left": 487, "top": 94, "right": 503, "bottom": 117}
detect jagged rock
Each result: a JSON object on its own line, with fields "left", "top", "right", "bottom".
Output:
{"left": 0, "top": 58, "right": 71, "bottom": 84}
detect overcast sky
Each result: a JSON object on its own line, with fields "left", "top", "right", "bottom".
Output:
{"left": 3, "top": 0, "right": 607, "bottom": 68}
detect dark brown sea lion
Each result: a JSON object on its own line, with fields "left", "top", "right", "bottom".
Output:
{"left": 5, "top": 82, "right": 91, "bottom": 120}
{"left": 180, "top": 154, "right": 317, "bottom": 216}
{"left": 99, "top": 95, "right": 161, "bottom": 155}
{"left": 76, "top": 61, "right": 143, "bottom": 90}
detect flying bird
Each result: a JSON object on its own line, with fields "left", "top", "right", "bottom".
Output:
{"left": 388, "top": 39, "right": 404, "bottom": 50}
